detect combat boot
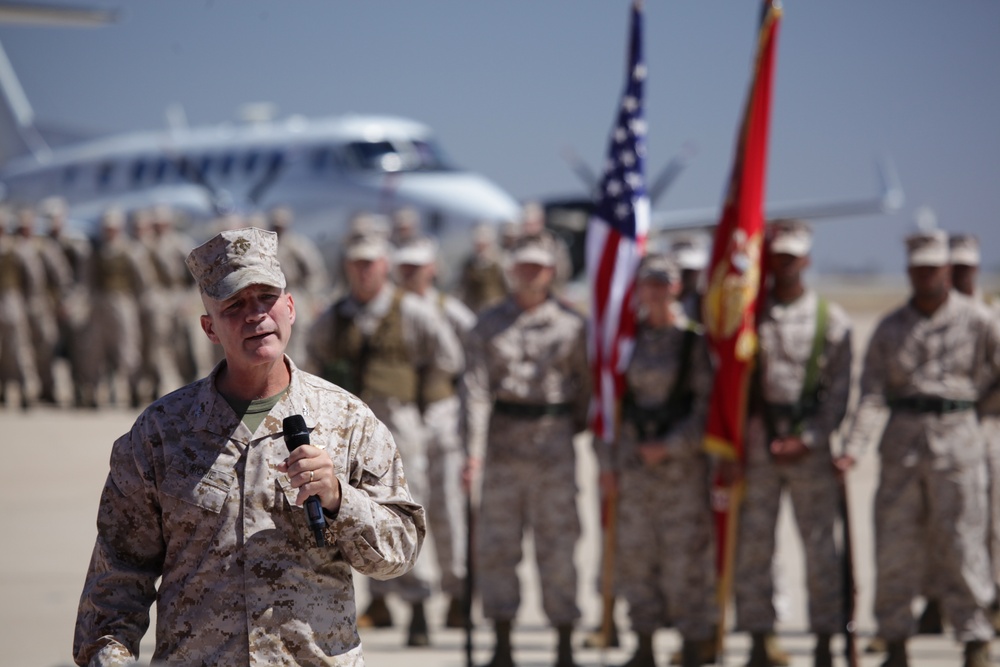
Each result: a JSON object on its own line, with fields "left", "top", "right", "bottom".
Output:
{"left": 554, "top": 624, "right": 578, "bottom": 667}
{"left": 444, "top": 595, "right": 467, "bottom": 629}
{"left": 963, "top": 640, "right": 990, "bottom": 667}
{"left": 990, "top": 601, "right": 1000, "bottom": 635}
{"left": 916, "top": 598, "right": 944, "bottom": 634}
{"left": 669, "top": 637, "right": 716, "bottom": 665}
{"left": 406, "top": 601, "right": 430, "bottom": 647}
{"left": 582, "top": 619, "right": 620, "bottom": 648}
{"left": 865, "top": 636, "right": 887, "bottom": 653}
{"left": 618, "top": 632, "right": 656, "bottom": 667}
{"left": 813, "top": 633, "right": 832, "bottom": 667}
{"left": 482, "top": 619, "right": 514, "bottom": 667}
{"left": 357, "top": 596, "right": 393, "bottom": 628}
{"left": 746, "top": 632, "right": 790, "bottom": 667}
{"left": 880, "top": 640, "right": 908, "bottom": 667}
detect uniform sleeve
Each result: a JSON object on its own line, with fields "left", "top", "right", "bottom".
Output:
{"left": 802, "top": 305, "right": 853, "bottom": 449}
{"left": 408, "top": 302, "right": 464, "bottom": 379}
{"left": 842, "top": 320, "right": 891, "bottom": 460}
{"left": 569, "top": 319, "right": 592, "bottom": 435}
{"left": 74, "top": 428, "right": 165, "bottom": 667}
{"left": 329, "top": 414, "right": 426, "bottom": 580}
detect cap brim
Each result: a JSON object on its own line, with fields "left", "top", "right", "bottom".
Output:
{"left": 206, "top": 268, "right": 286, "bottom": 301}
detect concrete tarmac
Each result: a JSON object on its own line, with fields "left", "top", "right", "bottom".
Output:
{"left": 0, "top": 280, "right": 992, "bottom": 666}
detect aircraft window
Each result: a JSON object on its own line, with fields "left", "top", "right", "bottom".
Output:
{"left": 411, "top": 140, "right": 452, "bottom": 171}
{"left": 244, "top": 152, "right": 259, "bottom": 174}
{"left": 344, "top": 141, "right": 402, "bottom": 172}
{"left": 267, "top": 151, "right": 284, "bottom": 171}
{"left": 219, "top": 154, "right": 234, "bottom": 178}
{"left": 199, "top": 156, "right": 212, "bottom": 176}
{"left": 63, "top": 165, "right": 77, "bottom": 186}
{"left": 97, "top": 162, "right": 115, "bottom": 189}
{"left": 154, "top": 158, "right": 174, "bottom": 183}
{"left": 131, "top": 160, "right": 147, "bottom": 185}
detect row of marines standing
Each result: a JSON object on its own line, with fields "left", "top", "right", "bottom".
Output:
{"left": 14, "top": 195, "right": 1000, "bottom": 667}
{"left": 287, "top": 206, "right": 1000, "bottom": 667}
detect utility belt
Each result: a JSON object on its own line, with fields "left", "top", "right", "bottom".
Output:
{"left": 622, "top": 395, "right": 692, "bottom": 441}
{"left": 753, "top": 398, "right": 820, "bottom": 439}
{"left": 888, "top": 396, "right": 975, "bottom": 415}
{"left": 493, "top": 399, "right": 573, "bottom": 420}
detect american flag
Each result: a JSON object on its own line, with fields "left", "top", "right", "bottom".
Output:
{"left": 586, "top": 0, "right": 650, "bottom": 442}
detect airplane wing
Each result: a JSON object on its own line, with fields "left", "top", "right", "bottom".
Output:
{"left": 0, "top": 2, "right": 118, "bottom": 27}
{"left": 650, "top": 158, "right": 904, "bottom": 235}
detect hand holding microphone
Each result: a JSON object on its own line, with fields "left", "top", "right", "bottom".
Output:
{"left": 281, "top": 415, "right": 340, "bottom": 547}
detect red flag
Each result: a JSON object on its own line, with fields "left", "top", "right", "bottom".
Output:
{"left": 703, "top": 1, "right": 782, "bottom": 574}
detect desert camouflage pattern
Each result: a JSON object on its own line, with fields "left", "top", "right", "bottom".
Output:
{"left": 74, "top": 358, "right": 425, "bottom": 666}
{"left": 598, "top": 318, "right": 718, "bottom": 639}
{"left": 306, "top": 283, "right": 462, "bottom": 602}
{"left": 13, "top": 233, "right": 71, "bottom": 400}
{"left": 736, "top": 290, "right": 852, "bottom": 634}
{"left": 844, "top": 292, "right": 1000, "bottom": 642}
{"left": 420, "top": 287, "right": 476, "bottom": 598}
{"left": 463, "top": 296, "right": 590, "bottom": 624}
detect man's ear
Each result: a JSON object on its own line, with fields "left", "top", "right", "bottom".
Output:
{"left": 201, "top": 314, "right": 220, "bottom": 344}
{"left": 286, "top": 292, "right": 296, "bottom": 327}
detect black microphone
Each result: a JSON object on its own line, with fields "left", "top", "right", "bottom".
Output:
{"left": 282, "top": 414, "right": 327, "bottom": 547}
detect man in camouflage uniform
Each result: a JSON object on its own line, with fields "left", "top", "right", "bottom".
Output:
{"left": 0, "top": 216, "right": 37, "bottom": 408}
{"left": 735, "top": 220, "right": 853, "bottom": 667}
{"left": 463, "top": 233, "right": 591, "bottom": 667}
{"left": 150, "top": 205, "right": 201, "bottom": 386}
{"left": 839, "top": 230, "right": 1000, "bottom": 667}
{"left": 306, "top": 231, "right": 463, "bottom": 647}
{"left": 74, "top": 226, "right": 424, "bottom": 666}
{"left": 456, "top": 222, "right": 508, "bottom": 314}
{"left": 950, "top": 234, "right": 1000, "bottom": 632}
{"left": 78, "top": 208, "right": 151, "bottom": 408}
{"left": 11, "top": 206, "right": 72, "bottom": 404}
{"left": 596, "top": 253, "right": 717, "bottom": 667}
{"left": 41, "top": 196, "right": 92, "bottom": 406}
{"left": 395, "top": 235, "right": 477, "bottom": 628}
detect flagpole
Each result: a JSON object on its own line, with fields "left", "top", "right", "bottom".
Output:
{"left": 714, "top": 478, "right": 744, "bottom": 663}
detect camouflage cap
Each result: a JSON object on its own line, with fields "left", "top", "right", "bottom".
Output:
{"left": 394, "top": 236, "right": 437, "bottom": 266}
{"left": 509, "top": 232, "right": 556, "bottom": 266}
{"left": 949, "top": 233, "right": 980, "bottom": 267}
{"left": 185, "top": 227, "right": 287, "bottom": 300}
{"left": 637, "top": 252, "right": 680, "bottom": 283}
{"left": 343, "top": 232, "right": 390, "bottom": 261}
{"left": 769, "top": 219, "right": 812, "bottom": 257}
{"left": 906, "top": 229, "right": 949, "bottom": 267}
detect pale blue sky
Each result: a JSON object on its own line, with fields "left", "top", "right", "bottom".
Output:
{"left": 2, "top": 0, "right": 998, "bottom": 273}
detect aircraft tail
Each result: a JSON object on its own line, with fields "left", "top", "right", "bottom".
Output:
{"left": 0, "top": 40, "right": 49, "bottom": 165}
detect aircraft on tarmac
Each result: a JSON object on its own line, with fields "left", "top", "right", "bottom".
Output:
{"left": 0, "top": 4, "right": 522, "bottom": 281}
{"left": 542, "top": 144, "right": 905, "bottom": 277}
{"left": 0, "top": 59, "right": 521, "bottom": 260}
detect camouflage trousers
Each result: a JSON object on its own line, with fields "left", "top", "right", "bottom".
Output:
{"left": 734, "top": 431, "right": 843, "bottom": 634}
{"left": 874, "top": 451, "right": 995, "bottom": 641}
{"left": 367, "top": 398, "right": 435, "bottom": 603}
{"left": 615, "top": 454, "right": 717, "bottom": 640}
{"left": 984, "top": 417, "right": 1000, "bottom": 592}
{"left": 476, "top": 454, "right": 581, "bottom": 625}
{"left": 424, "top": 395, "right": 467, "bottom": 599}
